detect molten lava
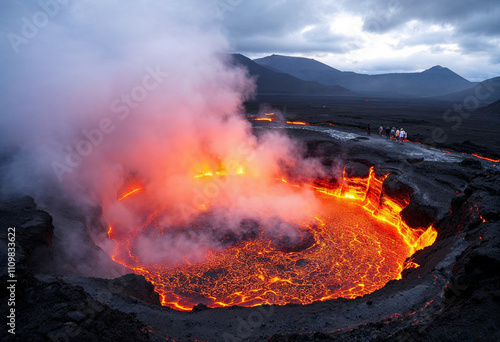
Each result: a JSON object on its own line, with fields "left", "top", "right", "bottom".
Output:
{"left": 106, "top": 167, "right": 437, "bottom": 311}
{"left": 118, "top": 187, "right": 143, "bottom": 201}
{"left": 471, "top": 154, "right": 500, "bottom": 163}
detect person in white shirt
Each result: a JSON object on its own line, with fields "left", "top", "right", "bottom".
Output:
{"left": 399, "top": 128, "right": 406, "bottom": 143}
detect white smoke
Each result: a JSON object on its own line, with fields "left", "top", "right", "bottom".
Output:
{"left": 0, "top": 0, "right": 326, "bottom": 271}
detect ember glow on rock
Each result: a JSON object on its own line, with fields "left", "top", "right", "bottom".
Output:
{"left": 105, "top": 167, "right": 437, "bottom": 311}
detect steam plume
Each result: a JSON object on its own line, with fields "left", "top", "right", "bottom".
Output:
{"left": 0, "top": 0, "right": 325, "bottom": 270}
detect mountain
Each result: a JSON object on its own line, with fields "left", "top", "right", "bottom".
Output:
{"left": 255, "top": 54, "right": 343, "bottom": 82}
{"left": 229, "top": 54, "right": 354, "bottom": 96}
{"left": 479, "top": 99, "right": 500, "bottom": 115}
{"left": 438, "top": 77, "right": 500, "bottom": 106}
{"left": 254, "top": 55, "right": 475, "bottom": 97}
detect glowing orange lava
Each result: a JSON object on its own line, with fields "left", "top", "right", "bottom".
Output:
{"left": 249, "top": 117, "right": 309, "bottom": 126}
{"left": 286, "top": 121, "right": 307, "bottom": 125}
{"left": 105, "top": 167, "right": 437, "bottom": 311}
{"left": 118, "top": 187, "right": 143, "bottom": 201}
{"left": 471, "top": 154, "right": 500, "bottom": 163}
{"left": 253, "top": 118, "right": 274, "bottom": 122}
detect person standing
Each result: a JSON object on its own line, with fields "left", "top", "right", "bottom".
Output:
{"left": 379, "top": 124, "right": 384, "bottom": 136}
{"left": 367, "top": 123, "right": 371, "bottom": 135}
{"left": 399, "top": 128, "right": 406, "bottom": 143}
{"left": 385, "top": 126, "right": 391, "bottom": 139}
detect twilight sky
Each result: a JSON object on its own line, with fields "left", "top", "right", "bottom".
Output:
{"left": 219, "top": 0, "right": 500, "bottom": 81}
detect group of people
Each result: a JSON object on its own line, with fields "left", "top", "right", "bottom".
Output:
{"left": 373, "top": 124, "right": 407, "bottom": 143}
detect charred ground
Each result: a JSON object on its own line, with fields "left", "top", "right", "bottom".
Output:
{"left": 246, "top": 95, "right": 500, "bottom": 159}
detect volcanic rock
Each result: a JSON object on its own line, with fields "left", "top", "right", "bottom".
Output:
{"left": 0, "top": 197, "right": 150, "bottom": 342}
{"left": 400, "top": 195, "right": 438, "bottom": 228}
{"left": 0, "top": 195, "right": 54, "bottom": 292}
{"left": 459, "top": 158, "right": 483, "bottom": 169}
{"left": 344, "top": 159, "right": 372, "bottom": 178}
{"left": 1, "top": 275, "right": 150, "bottom": 342}
{"left": 0, "top": 196, "right": 53, "bottom": 256}
{"left": 192, "top": 303, "right": 209, "bottom": 312}
{"left": 382, "top": 173, "right": 413, "bottom": 205}
{"left": 114, "top": 274, "right": 162, "bottom": 306}
{"left": 406, "top": 157, "right": 424, "bottom": 164}
{"left": 67, "top": 274, "right": 162, "bottom": 306}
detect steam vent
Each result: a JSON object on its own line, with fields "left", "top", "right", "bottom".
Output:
{"left": 1, "top": 2, "right": 500, "bottom": 342}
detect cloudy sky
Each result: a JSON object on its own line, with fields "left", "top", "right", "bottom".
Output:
{"left": 219, "top": 0, "right": 500, "bottom": 81}
{"left": 1, "top": 0, "right": 499, "bottom": 82}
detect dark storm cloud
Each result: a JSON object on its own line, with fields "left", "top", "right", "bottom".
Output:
{"left": 458, "top": 8, "right": 500, "bottom": 36}
{"left": 234, "top": 25, "right": 360, "bottom": 55}
{"left": 352, "top": 0, "right": 500, "bottom": 57}
{"left": 220, "top": 0, "right": 355, "bottom": 54}
{"left": 233, "top": 38, "right": 353, "bottom": 54}
{"left": 353, "top": 0, "right": 499, "bottom": 34}
{"left": 221, "top": 0, "right": 327, "bottom": 37}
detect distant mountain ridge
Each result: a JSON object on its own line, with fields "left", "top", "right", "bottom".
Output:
{"left": 437, "top": 77, "right": 500, "bottom": 105}
{"left": 480, "top": 99, "right": 500, "bottom": 114}
{"left": 229, "top": 54, "right": 354, "bottom": 96}
{"left": 254, "top": 54, "right": 476, "bottom": 98}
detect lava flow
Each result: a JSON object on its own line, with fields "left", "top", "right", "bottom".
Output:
{"left": 105, "top": 166, "right": 437, "bottom": 311}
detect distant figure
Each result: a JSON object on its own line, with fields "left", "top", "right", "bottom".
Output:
{"left": 390, "top": 127, "right": 396, "bottom": 140}
{"left": 399, "top": 128, "right": 406, "bottom": 143}
{"left": 379, "top": 125, "right": 383, "bottom": 136}
{"left": 395, "top": 129, "right": 400, "bottom": 142}
{"left": 367, "top": 123, "right": 371, "bottom": 135}
{"left": 385, "top": 126, "right": 391, "bottom": 138}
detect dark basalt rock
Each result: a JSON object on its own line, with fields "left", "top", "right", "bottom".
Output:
{"left": 400, "top": 195, "right": 438, "bottom": 228}
{"left": 114, "top": 274, "right": 162, "bottom": 306}
{"left": 72, "top": 273, "right": 162, "bottom": 307}
{"left": 192, "top": 303, "right": 209, "bottom": 312}
{"left": 0, "top": 196, "right": 54, "bottom": 256}
{"left": 0, "top": 196, "right": 54, "bottom": 286}
{"left": 407, "top": 157, "right": 424, "bottom": 164}
{"left": 0, "top": 275, "right": 150, "bottom": 342}
{"left": 382, "top": 173, "right": 414, "bottom": 205}
{"left": 344, "top": 160, "right": 372, "bottom": 178}
{"left": 459, "top": 157, "right": 483, "bottom": 169}
{"left": 0, "top": 197, "right": 151, "bottom": 342}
